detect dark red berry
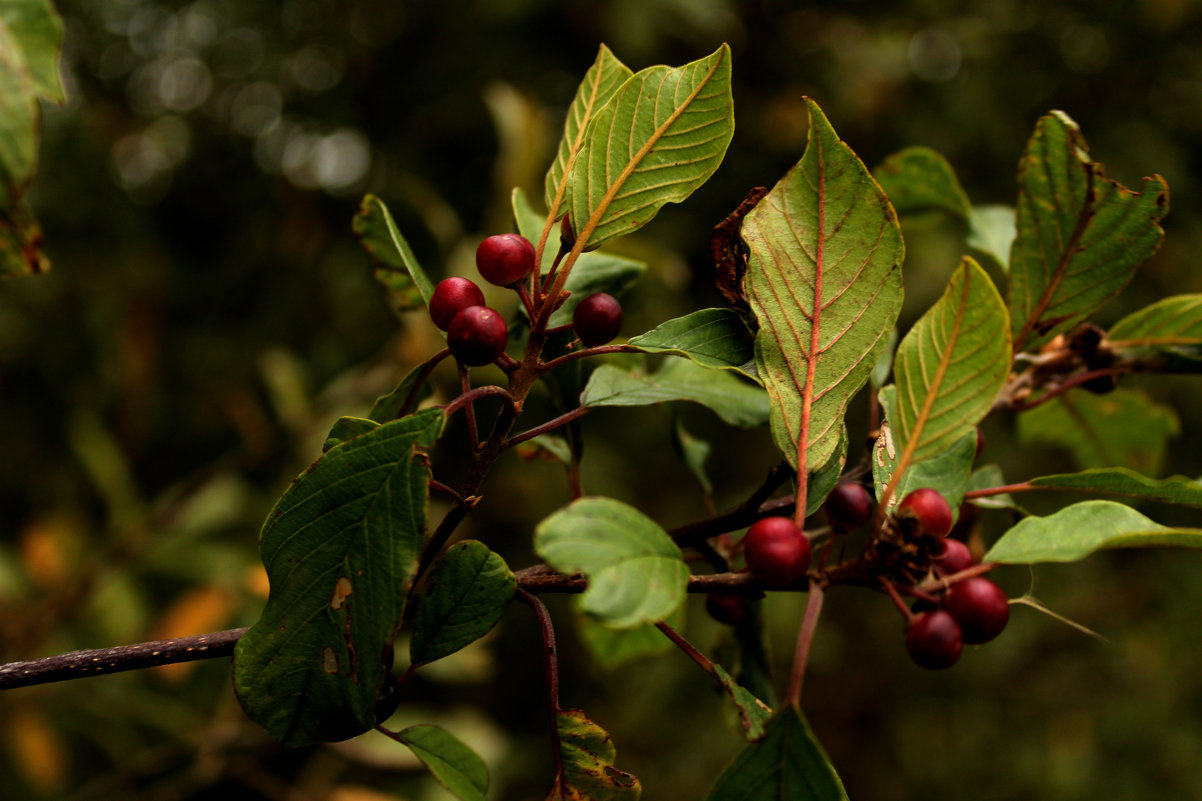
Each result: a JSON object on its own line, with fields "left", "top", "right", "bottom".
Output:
{"left": 945, "top": 577, "right": 1010, "bottom": 644}
{"left": 559, "top": 215, "right": 576, "bottom": 250}
{"left": 476, "top": 233, "right": 535, "bottom": 286}
{"left": 823, "top": 482, "right": 873, "bottom": 531}
{"left": 743, "top": 516, "right": 811, "bottom": 588}
{"left": 447, "top": 305, "right": 508, "bottom": 366}
{"left": 934, "top": 538, "right": 974, "bottom": 575}
{"left": 898, "top": 488, "right": 953, "bottom": 538}
{"left": 573, "top": 293, "right": 623, "bottom": 347}
{"left": 429, "top": 277, "right": 486, "bottom": 331}
{"left": 705, "top": 593, "right": 749, "bottom": 626}
{"left": 905, "top": 610, "right": 963, "bottom": 670}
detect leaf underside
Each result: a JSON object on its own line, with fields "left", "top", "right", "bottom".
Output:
{"left": 353, "top": 194, "right": 436, "bottom": 311}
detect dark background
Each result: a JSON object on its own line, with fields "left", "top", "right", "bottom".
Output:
{"left": 3, "top": 1, "right": 1202, "bottom": 799}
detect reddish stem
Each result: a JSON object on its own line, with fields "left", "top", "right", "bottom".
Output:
{"left": 517, "top": 589, "right": 563, "bottom": 783}
{"left": 785, "top": 585, "right": 824, "bottom": 709}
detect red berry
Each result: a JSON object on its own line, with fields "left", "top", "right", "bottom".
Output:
{"left": 898, "top": 488, "right": 953, "bottom": 538}
{"left": 573, "top": 293, "right": 623, "bottom": 347}
{"left": 705, "top": 593, "right": 748, "bottom": 626}
{"left": 743, "top": 517, "right": 811, "bottom": 587}
{"left": 476, "top": 233, "right": 535, "bottom": 287}
{"left": 905, "top": 610, "right": 963, "bottom": 670}
{"left": 429, "top": 277, "right": 486, "bottom": 331}
{"left": 823, "top": 482, "right": 873, "bottom": 531}
{"left": 934, "top": 538, "right": 974, "bottom": 575}
{"left": 945, "top": 577, "right": 1010, "bottom": 644}
{"left": 447, "top": 306, "right": 508, "bottom": 366}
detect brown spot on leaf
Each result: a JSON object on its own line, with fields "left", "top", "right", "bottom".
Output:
{"left": 322, "top": 646, "right": 338, "bottom": 674}
{"left": 330, "top": 577, "right": 353, "bottom": 609}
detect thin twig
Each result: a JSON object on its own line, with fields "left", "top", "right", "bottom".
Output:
{"left": 459, "top": 364, "right": 479, "bottom": 451}
{"left": 655, "top": 621, "right": 720, "bottom": 682}
{"left": 1010, "top": 367, "right": 1128, "bottom": 412}
{"left": 517, "top": 590, "right": 564, "bottom": 784}
{"left": 442, "top": 385, "right": 516, "bottom": 420}
{"left": 537, "top": 343, "right": 641, "bottom": 374}
{"left": 504, "top": 407, "right": 591, "bottom": 450}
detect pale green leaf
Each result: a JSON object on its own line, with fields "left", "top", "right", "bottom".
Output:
{"left": 965, "top": 464, "right": 1019, "bottom": 511}
{"left": 1028, "top": 467, "right": 1202, "bottom": 508}
{"left": 671, "top": 414, "right": 714, "bottom": 496}
{"left": 743, "top": 97, "right": 903, "bottom": 476}
{"left": 1008, "top": 111, "right": 1169, "bottom": 352}
{"left": 705, "top": 707, "right": 848, "bottom": 801}
{"left": 410, "top": 540, "right": 515, "bottom": 666}
{"left": 550, "top": 709, "right": 641, "bottom": 801}
{"left": 0, "top": 22, "right": 37, "bottom": 211}
{"left": 397, "top": 724, "right": 489, "bottom": 801}
{"left": 233, "top": 409, "right": 444, "bottom": 746}
{"left": 576, "top": 603, "right": 682, "bottom": 670}
{"left": 353, "top": 194, "right": 435, "bottom": 311}
{"left": 869, "top": 328, "right": 898, "bottom": 390}
{"left": 891, "top": 257, "right": 1009, "bottom": 465}
{"left": 545, "top": 44, "right": 633, "bottom": 216}
{"left": 966, "top": 205, "right": 1015, "bottom": 274}
{"left": 0, "top": 0, "right": 64, "bottom": 103}
{"left": 805, "top": 426, "right": 848, "bottom": 516}
{"left": 872, "top": 146, "right": 970, "bottom": 221}
{"left": 534, "top": 497, "right": 687, "bottom": 628}
{"left": 628, "top": 308, "right": 757, "bottom": 374}
{"left": 580, "top": 358, "right": 769, "bottom": 428}
{"left": 1108, "top": 295, "right": 1202, "bottom": 368}
{"left": 567, "top": 44, "right": 734, "bottom": 250}
{"left": 984, "top": 500, "right": 1202, "bottom": 564}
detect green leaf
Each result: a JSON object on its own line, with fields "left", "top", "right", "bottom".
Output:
{"left": 1017, "top": 388, "right": 1179, "bottom": 474}
{"left": 545, "top": 44, "right": 633, "bottom": 217}
{"left": 580, "top": 358, "right": 769, "bottom": 428}
{"left": 1028, "top": 467, "right": 1202, "bottom": 508}
{"left": 353, "top": 194, "right": 435, "bottom": 311}
{"left": 805, "top": 426, "right": 847, "bottom": 516}
{"left": 965, "top": 464, "right": 1018, "bottom": 511}
{"left": 872, "top": 146, "right": 970, "bottom": 221}
{"left": 869, "top": 328, "right": 898, "bottom": 391}
{"left": 891, "top": 257, "right": 1010, "bottom": 466}
{"left": 0, "top": 22, "right": 38, "bottom": 211}
{"left": 322, "top": 416, "right": 380, "bottom": 453}
{"left": 233, "top": 409, "right": 444, "bottom": 746}
{"left": 873, "top": 413, "right": 976, "bottom": 521}
{"left": 534, "top": 497, "right": 688, "bottom": 628}
{"left": 0, "top": 198, "right": 48, "bottom": 277}
{"left": 742, "top": 97, "right": 904, "bottom": 476}
{"left": 367, "top": 360, "right": 435, "bottom": 423}
{"left": 550, "top": 709, "right": 641, "bottom": 801}
{"left": 576, "top": 603, "right": 682, "bottom": 670}
{"left": 706, "top": 707, "right": 848, "bottom": 801}
{"left": 1008, "top": 111, "right": 1169, "bottom": 352}
{"left": 966, "top": 205, "right": 1015, "bottom": 274}
{"left": 671, "top": 414, "right": 713, "bottom": 496}
{"left": 513, "top": 186, "right": 645, "bottom": 326}
{"left": 628, "top": 308, "right": 757, "bottom": 374}
{"left": 1108, "top": 295, "right": 1202, "bottom": 367}
{"left": 514, "top": 434, "right": 573, "bottom": 465}
{"left": 984, "top": 500, "right": 1202, "bottom": 564}
{"left": 410, "top": 540, "right": 515, "bottom": 666}
{"left": 0, "top": 0, "right": 64, "bottom": 103}
{"left": 396, "top": 724, "right": 489, "bottom": 801}
{"left": 712, "top": 663, "right": 772, "bottom": 742}
{"left": 567, "top": 44, "right": 734, "bottom": 251}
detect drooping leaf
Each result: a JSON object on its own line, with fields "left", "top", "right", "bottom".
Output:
{"left": 712, "top": 663, "right": 772, "bottom": 742}
{"left": 628, "top": 308, "right": 757, "bottom": 374}
{"left": 671, "top": 414, "right": 714, "bottom": 496}
{"left": 233, "top": 409, "right": 444, "bottom": 746}
{"left": 353, "top": 194, "right": 435, "bottom": 312}
{"left": 513, "top": 187, "right": 645, "bottom": 326}
{"left": 0, "top": 199, "right": 48, "bottom": 277}
{"left": 323, "top": 416, "right": 380, "bottom": 453}
{"left": 567, "top": 44, "right": 734, "bottom": 251}
{"left": 534, "top": 497, "right": 688, "bottom": 628}
{"left": 367, "top": 360, "right": 436, "bottom": 423}
{"left": 872, "top": 413, "right": 976, "bottom": 521}
{"left": 805, "top": 426, "right": 847, "bottom": 516}
{"left": 0, "top": 0, "right": 64, "bottom": 103}
{"left": 742, "top": 97, "right": 903, "bottom": 479}
{"left": 576, "top": 603, "right": 683, "bottom": 670}
{"left": 966, "top": 205, "right": 1016, "bottom": 274}
{"left": 984, "top": 500, "right": 1202, "bottom": 564}
{"left": 1017, "top": 388, "right": 1179, "bottom": 474}
{"left": 549, "top": 709, "right": 641, "bottom": 801}
{"left": 581, "top": 358, "right": 769, "bottom": 428}
{"left": 890, "top": 257, "right": 1010, "bottom": 467}
{"left": 545, "top": 44, "right": 633, "bottom": 217}
{"left": 0, "top": 22, "right": 38, "bottom": 211}
{"left": 396, "top": 724, "right": 489, "bottom": 801}
{"left": 410, "top": 540, "right": 515, "bottom": 666}
{"left": 872, "top": 146, "right": 970, "bottom": 222}
{"left": 1008, "top": 111, "right": 1169, "bottom": 353}
{"left": 1028, "top": 467, "right": 1202, "bottom": 508}
{"left": 705, "top": 706, "right": 848, "bottom": 801}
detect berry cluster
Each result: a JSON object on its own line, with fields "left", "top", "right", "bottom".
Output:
{"left": 429, "top": 233, "right": 625, "bottom": 367}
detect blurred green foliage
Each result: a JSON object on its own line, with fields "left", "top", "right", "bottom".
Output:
{"left": 4, "top": 0, "right": 1202, "bottom": 799}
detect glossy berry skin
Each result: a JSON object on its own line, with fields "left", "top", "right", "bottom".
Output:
{"left": 743, "top": 516, "right": 811, "bottom": 587}
{"left": 905, "top": 610, "right": 963, "bottom": 670}
{"left": 573, "top": 293, "right": 623, "bottom": 347}
{"left": 705, "top": 593, "right": 749, "bottom": 626}
{"left": 447, "top": 305, "right": 508, "bottom": 367}
{"left": 945, "top": 577, "right": 1010, "bottom": 644}
{"left": 898, "top": 488, "right": 953, "bottom": 538}
{"left": 429, "top": 277, "right": 485, "bottom": 331}
{"left": 824, "top": 482, "right": 873, "bottom": 531}
{"left": 934, "top": 538, "right": 974, "bottom": 575}
{"left": 476, "top": 233, "right": 535, "bottom": 286}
